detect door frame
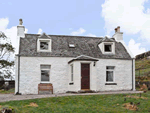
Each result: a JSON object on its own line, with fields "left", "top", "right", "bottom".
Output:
{"left": 81, "top": 63, "right": 90, "bottom": 90}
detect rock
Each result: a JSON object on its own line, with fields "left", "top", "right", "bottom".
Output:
{"left": 140, "top": 83, "right": 148, "bottom": 91}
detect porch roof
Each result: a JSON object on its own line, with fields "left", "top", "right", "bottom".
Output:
{"left": 68, "top": 55, "right": 99, "bottom": 64}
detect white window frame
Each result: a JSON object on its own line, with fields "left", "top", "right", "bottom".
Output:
{"left": 103, "top": 42, "right": 115, "bottom": 54}
{"left": 70, "top": 64, "right": 74, "bottom": 82}
{"left": 106, "top": 66, "right": 115, "bottom": 83}
{"left": 40, "top": 65, "right": 51, "bottom": 83}
{"left": 37, "top": 39, "right": 51, "bottom": 52}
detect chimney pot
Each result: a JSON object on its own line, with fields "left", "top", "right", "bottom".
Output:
{"left": 19, "top": 19, "right": 23, "bottom": 25}
{"left": 115, "top": 28, "right": 117, "bottom": 33}
{"left": 117, "top": 26, "right": 120, "bottom": 32}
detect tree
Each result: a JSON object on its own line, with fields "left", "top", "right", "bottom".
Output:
{"left": 0, "top": 31, "right": 15, "bottom": 79}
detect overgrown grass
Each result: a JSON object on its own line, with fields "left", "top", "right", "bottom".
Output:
{"left": 135, "top": 58, "right": 150, "bottom": 77}
{"left": 0, "top": 92, "right": 150, "bottom": 113}
{"left": 0, "top": 88, "right": 14, "bottom": 94}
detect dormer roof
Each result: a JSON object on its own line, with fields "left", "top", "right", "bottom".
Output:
{"left": 98, "top": 36, "right": 115, "bottom": 44}
{"left": 38, "top": 32, "right": 51, "bottom": 39}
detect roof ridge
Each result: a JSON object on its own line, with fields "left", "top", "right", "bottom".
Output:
{"left": 25, "top": 33, "right": 103, "bottom": 39}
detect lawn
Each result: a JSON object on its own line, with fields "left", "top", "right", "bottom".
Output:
{"left": 0, "top": 88, "right": 14, "bottom": 94}
{"left": 0, "top": 92, "right": 150, "bottom": 113}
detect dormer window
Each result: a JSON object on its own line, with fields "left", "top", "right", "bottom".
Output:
{"left": 104, "top": 44, "right": 112, "bottom": 52}
{"left": 37, "top": 33, "right": 52, "bottom": 52}
{"left": 98, "top": 36, "right": 115, "bottom": 55}
{"left": 103, "top": 43, "right": 114, "bottom": 54}
{"left": 37, "top": 39, "right": 51, "bottom": 52}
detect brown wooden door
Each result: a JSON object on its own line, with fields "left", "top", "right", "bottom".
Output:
{"left": 81, "top": 64, "right": 90, "bottom": 89}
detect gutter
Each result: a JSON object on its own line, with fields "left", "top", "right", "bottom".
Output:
{"left": 131, "top": 59, "right": 134, "bottom": 91}
{"left": 16, "top": 54, "right": 21, "bottom": 95}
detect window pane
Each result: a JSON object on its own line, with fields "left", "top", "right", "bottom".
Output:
{"left": 41, "top": 65, "right": 50, "bottom": 69}
{"left": 106, "top": 71, "right": 113, "bottom": 82}
{"left": 106, "top": 66, "right": 115, "bottom": 69}
{"left": 41, "top": 70, "right": 49, "bottom": 81}
{"left": 40, "top": 42, "right": 49, "bottom": 50}
{"left": 105, "top": 45, "right": 111, "bottom": 52}
{"left": 71, "top": 65, "right": 73, "bottom": 73}
{"left": 71, "top": 65, "right": 73, "bottom": 81}
{"left": 71, "top": 74, "right": 73, "bottom": 81}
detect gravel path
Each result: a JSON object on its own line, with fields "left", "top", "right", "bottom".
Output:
{"left": 0, "top": 91, "right": 143, "bottom": 102}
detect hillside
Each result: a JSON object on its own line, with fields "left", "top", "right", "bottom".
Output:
{"left": 135, "top": 58, "right": 150, "bottom": 77}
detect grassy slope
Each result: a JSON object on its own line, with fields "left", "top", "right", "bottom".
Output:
{"left": 135, "top": 58, "right": 150, "bottom": 76}
{"left": 0, "top": 92, "right": 150, "bottom": 113}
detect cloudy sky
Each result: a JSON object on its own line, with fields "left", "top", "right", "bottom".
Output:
{"left": 0, "top": 0, "right": 150, "bottom": 57}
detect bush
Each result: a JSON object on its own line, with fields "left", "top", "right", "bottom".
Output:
{"left": 0, "top": 80, "right": 5, "bottom": 90}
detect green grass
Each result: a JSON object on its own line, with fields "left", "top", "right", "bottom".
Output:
{"left": 135, "top": 58, "right": 150, "bottom": 77}
{"left": 0, "top": 88, "right": 14, "bottom": 94}
{"left": 0, "top": 92, "right": 150, "bottom": 113}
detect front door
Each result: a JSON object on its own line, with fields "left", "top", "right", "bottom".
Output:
{"left": 81, "top": 63, "right": 90, "bottom": 90}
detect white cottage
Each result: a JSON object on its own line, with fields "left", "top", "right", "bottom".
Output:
{"left": 15, "top": 19, "right": 135, "bottom": 95}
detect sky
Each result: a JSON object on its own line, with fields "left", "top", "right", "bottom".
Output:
{"left": 0, "top": 0, "right": 150, "bottom": 57}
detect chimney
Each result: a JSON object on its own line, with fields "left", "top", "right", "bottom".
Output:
{"left": 17, "top": 18, "right": 25, "bottom": 38}
{"left": 113, "top": 26, "right": 123, "bottom": 41}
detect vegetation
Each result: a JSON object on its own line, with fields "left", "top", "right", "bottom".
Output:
{"left": 135, "top": 58, "right": 150, "bottom": 77}
{"left": 0, "top": 32, "right": 15, "bottom": 79}
{"left": 0, "top": 92, "right": 150, "bottom": 113}
{"left": 0, "top": 88, "right": 14, "bottom": 94}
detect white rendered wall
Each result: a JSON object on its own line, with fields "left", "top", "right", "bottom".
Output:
{"left": 15, "top": 56, "right": 134, "bottom": 94}
{"left": 18, "top": 57, "right": 72, "bottom": 94}
{"left": 96, "top": 59, "right": 133, "bottom": 91}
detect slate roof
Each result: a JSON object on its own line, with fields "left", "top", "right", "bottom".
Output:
{"left": 19, "top": 34, "right": 132, "bottom": 59}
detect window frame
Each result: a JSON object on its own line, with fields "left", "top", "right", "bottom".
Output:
{"left": 37, "top": 39, "right": 51, "bottom": 52}
{"left": 101, "top": 42, "right": 115, "bottom": 55}
{"left": 104, "top": 44, "right": 112, "bottom": 52}
{"left": 40, "top": 41, "right": 49, "bottom": 50}
{"left": 104, "top": 43, "right": 113, "bottom": 53}
{"left": 106, "top": 66, "right": 115, "bottom": 83}
{"left": 40, "top": 65, "right": 51, "bottom": 83}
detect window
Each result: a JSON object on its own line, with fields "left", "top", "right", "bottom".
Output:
{"left": 41, "top": 65, "right": 50, "bottom": 82}
{"left": 40, "top": 41, "right": 49, "bottom": 50}
{"left": 71, "top": 64, "right": 73, "bottom": 81}
{"left": 37, "top": 39, "right": 51, "bottom": 52}
{"left": 106, "top": 66, "right": 115, "bottom": 82}
{"left": 105, "top": 44, "right": 112, "bottom": 52}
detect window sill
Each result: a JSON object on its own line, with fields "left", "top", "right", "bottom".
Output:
{"left": 69, "top": 82, "right": 74, "bottom": 85}
{"left": 40, "top": 82, "right": 51, "bottom": 84}
{"left": 105, "top": 83, "right": 117, "bottom": 85}
{"left": 103, "top": 52, "right": 114, "bottom": 55}
{"left": 37, "top": 50, "right": 51, "bottom": 52}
